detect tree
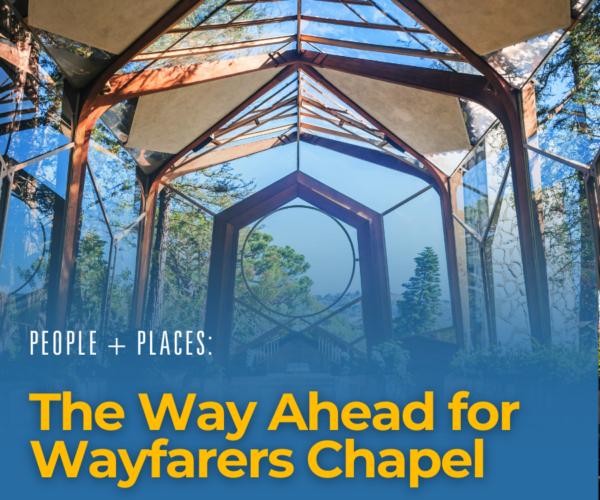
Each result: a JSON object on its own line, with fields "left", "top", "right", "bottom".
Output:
{"left": 395, "top": 247, "right": 442, "bottom": 336}
{"left": 533, "top": 4, "right": 600, "bottom": 335}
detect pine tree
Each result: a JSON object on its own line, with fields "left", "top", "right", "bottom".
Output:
{"left": 395, "top": 247, "right": 442, "bottom": 336}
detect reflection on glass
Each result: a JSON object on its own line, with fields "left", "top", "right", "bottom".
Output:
{"left": 0, "top": 171, "right": 59, "bottom": 348}
{"left": 89, "top": 123, "right": 141, "bottom": 231}
{"left": 34, "top": 29, "right": 114, "bottom": 88}
{"left": 530, "top": 4, "right": 600, "bottom": 164}
{"left": 69, "top": 170, "right": 112, "bottom": 332}
{"left": 527, "top": 149, "right": 597, "bottom": 345}
{"left": 485, "top": 31, "right": 564, "bottom": 87}
{"left": 454, "top": 123, "right": 511, "bottom": 236}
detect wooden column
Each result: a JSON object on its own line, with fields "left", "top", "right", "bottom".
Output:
{"left": 50, "top": 104, "right": 109, "bottom": 331}
{"left": 0, "top": 170, "right": 13, "bottom": 263}
{"left": 393, "top": 0, "right": 552, "bottom": 344}
{"left": 300, "top": 64, "right": 465, "bottom": 347}
{"left": 204, "top": 218, "right": 240, "bottom": 365}
{"left": 130, "top": 184, "right": 158, "bottom": 328}
{"left": 437, "top": 181, "right": 466, "bottom": 348}
{"left": 510, "top": 90, "right": 552, "bottom": 344}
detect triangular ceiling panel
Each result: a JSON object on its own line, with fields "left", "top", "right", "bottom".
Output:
{"left": 126, "top": 68, "right": 281, "bottom": 154}
{"left": 419, "top": 0, "right": 571, "bottom": 56}
{"left": 316, "top": 68, "right": 471, "bottom": 156}
{"left": 29, "top": 0, "right": 180, "bottom": 54}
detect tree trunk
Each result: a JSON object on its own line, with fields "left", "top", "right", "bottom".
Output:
{"left": 145, "top": 187, "right": 171, "bottom": 330}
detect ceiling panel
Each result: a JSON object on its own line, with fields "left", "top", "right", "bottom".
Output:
{"left": 126, "top": 68, "right": 281, "bottom": 154}
{"left": 419, "top": 0, "right": 571, "bottom": 55}
{"left": 318, "top": 68, "right": 471, "bottom": 156}
{"left": 29, "top": 0, "right": 180, "bottom": 54}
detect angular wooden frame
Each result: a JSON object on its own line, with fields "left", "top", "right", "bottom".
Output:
{"left": 204, "top": 170, "right": 394, "bottom": 365}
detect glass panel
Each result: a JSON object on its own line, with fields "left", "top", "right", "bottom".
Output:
{"left": 453, "top": 122, "right": 511, "bottom": 236}
{"left": 384, "top": 188, "right": 454, "bottom": 340}
{"left": 303, "top": 0, "right": 375, "bottom": 23}
{"left": 309, "top": 42, "right": 472, "bottom": 72}
{"left": 68, "top": 170, "right": 112, "bottom": 331}
{"left": 175, "top": 0, "right": 231, "bottom": 29}
{"left": 107, "top": 227, "right": 139, "bottom": 333}
{"left": 236, "top": 200, "right": 360, "bottom": 318}
{"left": 485, "top": 172, "right": 531, "bottom": 347}
{"left": 531, "top": 7, "right": 600, "bottom": 168}
{"left": 527, "top": 149, "right": 597, "bottom": 345}
{"left": 89, "top": 122, "right": 141, "bottom": 230}
{"left": 22, "top": 149, "right": 70, "bottom": 198}
{"left": 169, "top": 21, "right": 296, "bottom": 50}
{"left": 34, "top": 29, "right": 114, "bottom": 88}
{"left": 300, "top": 141, "right": 430, "bottom": 213}
{"left": 144, "top": 192, "right": 213, "bottom": 332}
{"left": 121, "top": 42, "right": 297, "bottom": 73}
{"left": 484, "top": 31, "right": 564, "bottom": 88}
{"left": 303, "top": 22, "right": 447, "bottom": 51}
{"left": 0, "top": 170, "right": 61, "bottom": 343}
{"left": 174, "top": 142, "right": 297, "bottom": 212}
{"left": 231, "top": 198, "right": 365, "bottom": 369}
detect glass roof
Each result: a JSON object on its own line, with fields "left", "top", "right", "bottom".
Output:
{"left": 2, "top": 0, "right": 591, "bottom": 180}
{"left": 4, "top": 0, "right": 585, "bottom": 92}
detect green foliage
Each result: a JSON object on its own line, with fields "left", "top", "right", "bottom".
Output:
{"left": 70, "top": 231, "right": 109, "bottom": 331}
{"left": 450, "top": 342, "right": 597, "bottom": 385}
{"left": 370, "top": 340, "right": 412, "bottom": 385}
{"left": 395, "top": 246, "right": 442, "bottom": 336}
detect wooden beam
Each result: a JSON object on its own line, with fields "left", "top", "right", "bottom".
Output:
{"left": 132, "top": 36, "right": 297, "bottom": 62}
{"left": 391, "top": 1, "right": 552, "bottom": 343}
{"left": 167, "top": 15, "right": 296, "bottom": 32}
{"left": 301, "top": 100, "right": 382, "bottom": 138}
{"left": 300, "top": 35, "right": 465, "bottom": 61}
{"left": 215, "top": 94, "right": 298, "bottom": 136}
{"left": 164, "top": 132, "right": 296, "bottom": 182}
{"left": 302, "top": 121, "right": 384, "bottom": 148}
{"left": 100, "top": 51, "right": 300, "bottom": 106}
{"left": 154, "top": 64, "right": 298, "bottom": 183}
{"left": 298, "top": 132, "right": 433, "bottom": 190}
{"left": 301, "top": 15, "right": 428, "bottom": 33}
{"left": 299, "top": 50, "right": 504, "bottom": 118}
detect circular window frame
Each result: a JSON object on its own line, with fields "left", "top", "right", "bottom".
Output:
{"left": 240, "top": 204, "right": 357, "bottom": 319}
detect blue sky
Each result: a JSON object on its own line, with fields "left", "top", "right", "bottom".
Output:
{"left": 223, "top": 141, "right": 451, "bottom": 299}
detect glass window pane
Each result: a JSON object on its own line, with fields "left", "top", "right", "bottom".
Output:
{"left": 89, "top": 122, "right": 142, "bottom": 230}
{"left": 0, "top": 171, "right": 59, "bottom": 337}
{"left": 144, "top": 190, "right": 213, "bottom": 335}
{"left": 527, "top": 149, "right": 597, "bottom": 345}
{"left": 300, "top": 141, "right": 430, "bottom": 213}
{"left": 174, "top": 142, "right": 297, "bottom": 212}
{"left": 69, "top": 170, "right": 112, "bottom": 331}
{"left": 384, "top": 188, "right": 454, "bottom": 341}
{"left": 485, "top": 172, "right": 531, "bottom": 347}
{"left": 484, "top": 31, "right": 564, "bottom": 88}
